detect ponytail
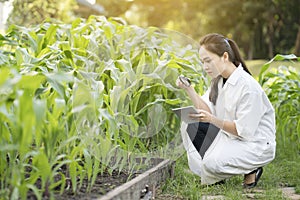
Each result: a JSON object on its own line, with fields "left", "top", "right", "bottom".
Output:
{"left": 209, "top": 75, "right": 222, "bottom": 105}
{"left": 227, "top": 39, "right": 252, "bottom": 76}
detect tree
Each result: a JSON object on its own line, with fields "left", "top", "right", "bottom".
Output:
{"left": 7, "top": 0, "right": 77, "bottom": 27}
{"left": 273, "top": 0, "right": 300, "bottom": 56}
{"left": 5, "top": 0, "right": 299, "bottom": 58}
{"left": 294, "top": 24, "right": 300, "bottom": 56}
{"left": 188, "top": 0, "right": 299, "bottom": 59}
{"left": 95, "top": 0, "right": 132, "bottom": 17}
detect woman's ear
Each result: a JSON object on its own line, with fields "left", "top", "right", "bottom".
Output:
{"left": 222, "top": 52, "right": 229, "bottom": 62}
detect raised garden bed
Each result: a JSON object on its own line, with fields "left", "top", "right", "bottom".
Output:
{"left": 51, "top": 158, "right": 175, "bottom": 200}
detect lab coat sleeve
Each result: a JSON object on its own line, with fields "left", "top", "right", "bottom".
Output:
{"left": 234, "top": 91, "right": 266, "bottom": 140}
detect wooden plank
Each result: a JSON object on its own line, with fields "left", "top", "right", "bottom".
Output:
{"left": 99, "top": 159, "right": 175, "bottom": 200}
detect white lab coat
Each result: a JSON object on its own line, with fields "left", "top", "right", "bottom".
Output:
{"left": 181, "top": 66, "right": 276, "bottom": 185}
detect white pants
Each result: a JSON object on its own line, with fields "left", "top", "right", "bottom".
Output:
{"left": 180, "top": 122, "right": 276, "bottom": 185}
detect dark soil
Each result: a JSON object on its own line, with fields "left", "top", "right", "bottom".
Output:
{"left": 26, "top": 158, "right": 163, "bottom": 199}
{"left": 25, "top": 170, "right": 139, "bottom": 200}
{"left": 55, "top": 170, "right": 139, "bottom": 200}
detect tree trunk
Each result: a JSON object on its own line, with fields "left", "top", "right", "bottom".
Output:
{"left": 267, "top": 21, "right": 274, "bottom": 59}
{"left": 294, "top": 24, "right": 300, "bottom": 56}
{"left": 247, "top": 35, "right": 254, "bottom": 60}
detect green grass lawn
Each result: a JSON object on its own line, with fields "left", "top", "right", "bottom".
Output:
{"left": 159, "top": 139, "right": 300, "bottom": 199}
{"left": 158, "top": 60, "right": 300, "bottom": 200}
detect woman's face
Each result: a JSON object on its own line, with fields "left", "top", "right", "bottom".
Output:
{"left": 199, "top": 46, "right": 225, "bottom": 78}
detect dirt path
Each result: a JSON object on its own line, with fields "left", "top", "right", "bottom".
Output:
{"left": 154, "top": 187, "right": 300, "bottom": 200}
{"left": 281, "top": 187, "right": 300, "bottom": 200}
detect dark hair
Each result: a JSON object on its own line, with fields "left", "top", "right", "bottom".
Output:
{"left": 199, "top": 33, "right": 251, "bottom": 105}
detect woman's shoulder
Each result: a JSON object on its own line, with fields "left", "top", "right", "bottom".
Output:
{"left": 238, "top": 70, "right": 264, "bottom": 93}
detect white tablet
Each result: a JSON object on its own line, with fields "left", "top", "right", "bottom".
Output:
{"left": 172, "top": 106, "right": 199, "bottom": 124}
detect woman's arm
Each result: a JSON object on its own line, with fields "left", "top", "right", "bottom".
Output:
{"left": 189, "top": 109, "right": 239, "bottom": 136}
{"left": 176, "top": 78, "right": 211, "bottom": 113}
{"left": 185, "top": 87, "right": 211, "bottom": 113}
{"left": 210, "top": 115, "right": 238, "bottom": 136}
{"left": 176, "top": 77, "right": 238, "bottom": 135}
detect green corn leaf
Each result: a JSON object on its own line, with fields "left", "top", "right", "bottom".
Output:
{"left": 69, "top": 161, "right": 77, "bottom": 192}
{"left": 32, "top": 151, "right": 52, "bottom": 185}
{"left": 44, "top": 72, "right": 73, "bottom": 99}
{"left": 0, "top": 52, "right": 9, "bottom": 65}
{"left": 0, "top": 144, "right": 18, "bottom": 152}
{"left": 17, "top": 72, "right": 45, "bottom": 90}
{"left": 15, "top": 47, "right": 33, "bottom": 66}
{"left": 33, "top": 98, "right": 46, "bottom": 127}
{"left": 165, "top": 98, "right": 182, "bottom": 105}
{"left": 26, "top": 184, "right": 41, "bottom": 200}
{"left": 134, "top": 98, "right": 165, "bottom": 116}
{"left": 50, "top": 172, "right": 66, "bottom": 195}
{"left": 43, "top": 24, "right": 58, "bottom": 47}
{"left": 83, "top": 149, "right": 93, "bottom": 181}
{"left": 0, "top": 67, "right": 10, "bottom": 85}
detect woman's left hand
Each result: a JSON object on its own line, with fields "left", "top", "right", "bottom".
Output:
{"left": 189, "top": 109, "right": 214, "bottom": 123}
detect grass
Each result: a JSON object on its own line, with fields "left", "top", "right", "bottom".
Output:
{"left": 158, "top": 60, "right": 300, "bottom": 199}
{"left": 159, "top": 139, "right": 300, "bottom": 200}
{"left": 158, "top": 134, "right": 300, "bottom": 199}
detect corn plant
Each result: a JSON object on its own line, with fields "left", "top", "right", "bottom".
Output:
{"left": 0, "top": 16, "right": 207, "bottom": 199}
{"left": 259, "top": 54, "right": 300, "bottom": 151}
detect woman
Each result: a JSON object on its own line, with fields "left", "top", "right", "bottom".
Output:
{"left": 176, "top": 33, "right": 276, "bottom": 188}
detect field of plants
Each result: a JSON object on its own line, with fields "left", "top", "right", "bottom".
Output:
{"left": 0, "top": 16, "right": 208, "bottom": 199}
{"left": 259, "top": 55, "right": 300, "bottom": 150}
{"left": 0, "top": 15, "right": 299, "bottom": 200}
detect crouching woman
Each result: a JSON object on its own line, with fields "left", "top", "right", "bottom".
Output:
{"left": 176, "top": 33, "right": 276, "bottom": 188}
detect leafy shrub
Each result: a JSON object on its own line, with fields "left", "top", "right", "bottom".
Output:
{"left": 259, "top": 54, "right": 300, "bottom": 151}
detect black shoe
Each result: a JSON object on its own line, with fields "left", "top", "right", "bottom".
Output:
{"left": 210, "top": 180, "right": 226, "bottom": 186}
{"left": 243, "top": 167, "right": 263, "bottom": 189}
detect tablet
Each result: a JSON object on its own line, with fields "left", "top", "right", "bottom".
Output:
{"left": 172, "top": 106, "right": 199, "bottom": 124}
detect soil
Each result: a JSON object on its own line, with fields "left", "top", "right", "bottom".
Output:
{"left": 54, "top": 170, "right": 139, "bottom": 200}
{"left": 25, "top": 169, "right": 140, "bottom": 200}
{"left": 25, "top": 158, "right": 163, "bottom": 200}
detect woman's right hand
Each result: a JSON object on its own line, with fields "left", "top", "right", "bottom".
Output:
{"left": 176, "top": 77, "right": 191, "bottom": 89}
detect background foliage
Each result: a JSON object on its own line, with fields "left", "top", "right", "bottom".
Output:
{"left": 259, "top": 54, "right": 300, "bottom": 150}
{"left": 7, "top": 0, "right": 77, "bottom": 26}
{"left": 1, "top": 0, "right": 299, "bottom": 59}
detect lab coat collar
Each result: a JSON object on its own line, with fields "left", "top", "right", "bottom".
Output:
{"left": 226, "top": 64, "right": 243, "bottom": 86}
